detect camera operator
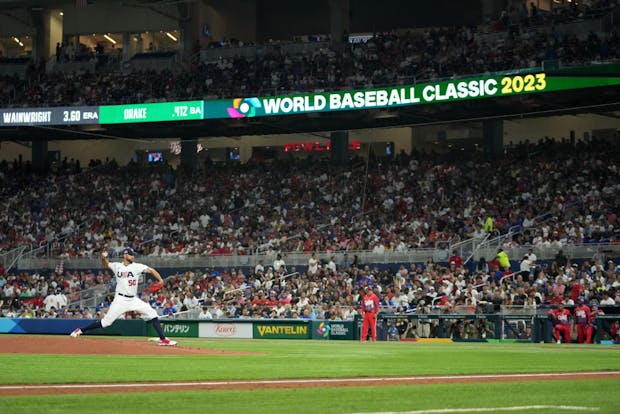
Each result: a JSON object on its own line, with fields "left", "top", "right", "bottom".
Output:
{"left": 396, "top": 317, "right": 417, "bottom": 340}
{"left": 415, "top": 300, "right": 432, "bottom": 338}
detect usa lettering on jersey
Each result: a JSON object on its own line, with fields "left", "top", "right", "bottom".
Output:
{"left": 109, "top": 262, "right": 147, "bottom": 293}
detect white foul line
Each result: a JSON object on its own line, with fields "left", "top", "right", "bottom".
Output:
{"left": 351, "top": 406, "right": 600, "bottom": 414}
{"left": 0, "top": 371, "right": 619, "bottom": 391}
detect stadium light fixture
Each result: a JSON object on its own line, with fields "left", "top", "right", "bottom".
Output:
{"left": 166, "top": 32, "right": 178, "bottom": 42}
{"left": 103, "top": 34, "right": 117, "bottom": 44}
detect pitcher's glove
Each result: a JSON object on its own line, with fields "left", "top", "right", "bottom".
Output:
{"left": 147, "top": 282, "right": 163, "bottom": 293}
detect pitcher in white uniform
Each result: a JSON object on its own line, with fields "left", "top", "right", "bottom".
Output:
{"left": 70, "top": 247, "right": 177, "bottom": 346}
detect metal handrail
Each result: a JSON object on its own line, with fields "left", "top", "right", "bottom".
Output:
{"left": 449, "top": 233, "right": 490, "bottom": 265}
{"left": 0, "top": 245, "right": 27, "bottom": 274}
{"left": 13, "top": 241, "right": 620, "bottom": 272}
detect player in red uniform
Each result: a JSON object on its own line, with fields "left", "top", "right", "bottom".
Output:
{"left": 573, "top": 298, "right": 592, "bottom": 343}
{"left": 361, "top": 285, "right": 380, "bottom": 342}
{"left": 610, "top": 322, "right": 620, "bottom": 342}
{"left": 548, "top": 302, "right": 572, "bottom": 344}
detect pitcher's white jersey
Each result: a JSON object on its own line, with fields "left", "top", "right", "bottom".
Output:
{"left": 108, "top": 261, "right": 148, "bottom": 297}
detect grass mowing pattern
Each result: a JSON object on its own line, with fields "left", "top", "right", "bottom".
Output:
{"left": 0, "top": 380, "right": 618, "bottom": 414}
{"left": 0, "top": 339, "right": 618, "bottom": 414}
{"left": 0, "top": 340, "right": 618, "bottom": 384}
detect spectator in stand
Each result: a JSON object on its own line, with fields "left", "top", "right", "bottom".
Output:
{"left": 43, "top": 289, "right": 59, "bottom": 312}
{"left": 198, "top": 306, "right": 212, "bottom": 319}
{"left": 555, "top": 250, "right": 568, "bottom": 268}
{"left": 520, "top": 254, "right": 532, "bottom": 278}
{"left": 338, "top": 253, "right": 351, "bottom": 270}
{"left": 326, "top": 255, "right": 337, "bottom": 274}
{"left": 600, "top": 291, "right": 615, "bottom": 305}
{"left": 496, "top": 249, "right": 511, "bottom": 272}
{"left": 484, "top": 216, "right": 494, "bottom": 234}
{"left": 273, "top": 254, "right": 286, "bottom": 273}
{"left": 476, "top": 257, "right": 489, "bottom": 274}
{"left": 254, "top": 260, "right": 265, "bottom": 275}
{"left": 592, "top": 246, "right": 607, "bottom": 265}
{"left": 448, "top": 250, "right": 463, "bottom": 271}
{"left": 307, "top": 252, "right": 319, "bottom": 276}
{"left": 527, "top": 248, "right": 537, "bottom": 274}
{"left": 162, "top": 301, "right": 178, "bottom": 318}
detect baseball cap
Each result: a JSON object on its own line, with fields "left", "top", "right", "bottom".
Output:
{"left": 121, "top": 248, "right": 136, "bottom": 256}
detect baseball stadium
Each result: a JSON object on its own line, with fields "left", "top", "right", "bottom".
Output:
{"left": 1, "top": 0, "right": 620, "bottom": 413}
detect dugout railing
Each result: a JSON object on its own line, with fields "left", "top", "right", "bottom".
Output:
{"left": 1, "top": 312, "right": 618, "bottom": 342}
{"left": 380, "top": 311, "right": 619, "bottom": 343}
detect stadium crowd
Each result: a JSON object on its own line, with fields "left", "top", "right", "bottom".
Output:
{"left": 1, "top": 137, "right": 619, "bottom": 259}
{"left": 492, "top": 0, "right": 616, "bottom": 31}
{"left": 0, "top": 2, "right": 618, "bottom": 339}
{"left": 1, "top": 19, "right": 618, "bottom": 107}
{"left": 0, "top": 138, "right": 619, "bottom": 338}
{"left": 1, "top": 227, "right": 619, "bottom": 341}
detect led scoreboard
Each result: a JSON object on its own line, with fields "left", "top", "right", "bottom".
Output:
{"left": 1, "top": 66, "right": 618, "bottom": 127}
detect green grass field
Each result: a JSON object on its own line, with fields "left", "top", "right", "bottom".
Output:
{"left": 1, "top": 337, "right": 619, "bottom": 414}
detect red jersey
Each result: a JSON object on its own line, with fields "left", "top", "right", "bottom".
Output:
{"left": 589, "top": 308, "right": 604, "bottom": 325}
{"left": 611, "top": 322, "right": 620, "bottom": 341}
{"left": 573, "top": 304, "right": 591, "bottom": 324}
{"left": 549, "top": 296, "right": 564, "bottom": 305}
{"left": 569, "top": 284, "right": 582, "bottom": 302}
{"left": 548, "top": 308, "right": 571, "bottom": 325}
{"left": 448, "top": 255, "right": 463, "bottom": 269}
{"left": 361, "top": 293, "right": 380, "bottom": 315}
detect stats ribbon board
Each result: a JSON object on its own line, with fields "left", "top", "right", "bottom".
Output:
{"left": 1, "top": 64, "right": 618, "bottom": 127}
{"left": 99, "top": 100, "right": 204, "bottom": 124}
{"left": 0, "top": 106, "right": 99, "bottom": 126}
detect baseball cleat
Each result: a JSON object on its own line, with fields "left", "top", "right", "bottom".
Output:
{"left": 70, "top": 328, "right": 82, "bottom": 338}
{"left": 158, "top": 338, "right": 177, "bottom": 346}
